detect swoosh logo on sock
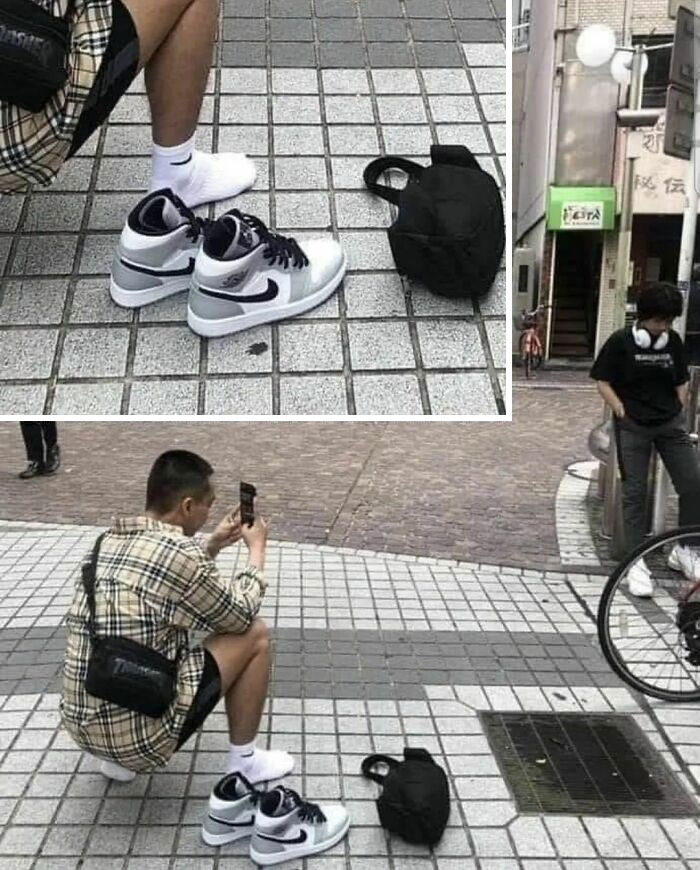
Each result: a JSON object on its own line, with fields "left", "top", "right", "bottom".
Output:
{"left": 170, "top": 154, "right": 193, "bottom": 166}
{"left": 208, "top": 814, "right": 254, "bottom": 828}
{"left": 198, "top": 278, "right": 279, "bottom": 303}
{"left": 120, "top": 256, "right": 195, "bottom": 277}
{"left": 257, "top": 829, "right": 308, "bottom": 845}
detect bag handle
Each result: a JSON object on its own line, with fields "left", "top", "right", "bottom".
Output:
{"left": 430, "top": 144, "right": 482, "bottom": 171}
{"left": 82, "top": 533, "right": 106, "bottom": 642}
{"left": 363, "top": 156, "right": 425, "bottom": 205}
{"left": 361, "top": 754, "right": 400, "bottom": 784}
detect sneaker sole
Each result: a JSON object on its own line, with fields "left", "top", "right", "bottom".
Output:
{"left": 249, "top": 816, "right": 350, "bottom": 866}
{"left": 109, "top": 274, "right": 192, "bottom": 309}
{"left": 187, "top": 255, "right": 347, "bottom": 338}
{"left": 201, "top": 824, "right": 254, "bottom": 847}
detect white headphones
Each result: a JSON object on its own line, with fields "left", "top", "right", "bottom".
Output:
{"left": 632, "top": 321, "right": 669, "bottom": 351}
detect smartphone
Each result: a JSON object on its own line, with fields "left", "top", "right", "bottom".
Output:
{"left": 240, "top": 482, "right": 256, "bottom": 527}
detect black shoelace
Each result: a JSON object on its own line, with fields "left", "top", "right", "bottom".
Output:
{"left": 229, "top": 210, "right": 310, "bottom": 270}
{"left": 280, "top": 788, "right": 326, "bottom": 824}
{"left": 165, "top": 191, "right": 215, "bottom": 243}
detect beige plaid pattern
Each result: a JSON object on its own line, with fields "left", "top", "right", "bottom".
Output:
{"left": 60, "top": 516, "right": 267, "bottom": 772}
{"left": 0, "top": 0, "right": 113, "bottom": 193}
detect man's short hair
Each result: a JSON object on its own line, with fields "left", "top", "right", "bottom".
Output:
{"left": 146, "top": 450, "right": 213, "bottom": 513}
{"left": 637, "top": 282, "right": 684, "bottom": 321}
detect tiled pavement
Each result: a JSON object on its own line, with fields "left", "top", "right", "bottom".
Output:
{"left": 4, "top": 522, "right": 700, "bottom": 868}
{"left": 0, "top": 0, "right": 507, "bottom": 417}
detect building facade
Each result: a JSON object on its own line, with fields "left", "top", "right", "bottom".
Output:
{"left": 513, "top": 0, "right": 697, "bottom": 362}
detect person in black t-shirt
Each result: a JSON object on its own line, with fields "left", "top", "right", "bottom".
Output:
{"left": 591, "top": 282, "right": 700, "bottom": 596}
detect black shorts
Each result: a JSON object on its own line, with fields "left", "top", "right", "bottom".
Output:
{"left": 68, "top": 0, "right": 140, "bottom": 158}
{"left": 176, "top": 648, "right": 222, "bottom": 750}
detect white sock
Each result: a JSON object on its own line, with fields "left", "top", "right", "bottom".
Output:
{"left": 149, "top": 134, "right": 256, "bottom": 209}
{"left": 99, "top": 758, "right": 137, "bottom": 782}
{"left": 227, "top": 742, "right": 294, "bottom": 784}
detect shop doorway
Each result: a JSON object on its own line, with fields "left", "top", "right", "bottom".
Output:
{"left": 550, "top": 230, "right": 602, "bottom": 359}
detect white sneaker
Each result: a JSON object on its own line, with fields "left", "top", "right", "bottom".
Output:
{"left": 627, "top": 559, "right": 654, "bottom": 598}
{"left": 99, "top": 759, "right": 137, "bottom": 782}
{"left": 109, "top": 188, "right": 206, "bottom": 308}
{"left": 187, "top": 210, "right": 346, "bottom": 338}
{"left": 201, "top": 772, "right": 259, "bottom": 846}
{"left": 668, "top": 544, "right": 700, "bottom": 582}
{"left": 249, "top": 786, "right": 350, "bottom": 866}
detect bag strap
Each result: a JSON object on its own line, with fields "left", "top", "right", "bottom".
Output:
{"left": 361, "top": 754, "right": 400, "bottom": 784}
{"left": 363, "top": 156, "right": 425, "bottom": 205}
{"left": 82, "top": 533, "right": 106, "bottom": 642}
{"left": 404, "top": 747, "right": 435, "bottom": 764}
{"left": 430, "top": 144, "right": 482, "bottom": 171}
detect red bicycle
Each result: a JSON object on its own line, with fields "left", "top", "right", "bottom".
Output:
{"left": 518, "top": 304, "right": 550, "bottom": 378}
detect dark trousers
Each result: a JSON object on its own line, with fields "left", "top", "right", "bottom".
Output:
{"left": 618, "top": 413, "right": 700, "bottom": 551}
{"left": 20, "top": 422, "right": 58, "bottom": 465}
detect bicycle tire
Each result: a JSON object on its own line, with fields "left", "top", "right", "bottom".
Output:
{"left": 531, "top": 349, "right": 544, "bottom": 371}
{"left": 597, "top": 525, "right": 700, "bottom": 703}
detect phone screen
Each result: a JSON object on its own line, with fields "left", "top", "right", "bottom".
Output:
{"left": 240, "top": 482, "right": 256, "bottom": 527}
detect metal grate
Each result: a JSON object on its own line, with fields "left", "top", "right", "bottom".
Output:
{"left": 481, "top": 711, "right": 699, "bottom": 816}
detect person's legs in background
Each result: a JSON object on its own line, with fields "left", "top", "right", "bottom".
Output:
{"left": 120, "top": 0, "right": 255, "bottom": 208}
{"left": 654, "top": 415, "right": 700, "bottom": 580}
{"left": 617, "top": 419, "right": 655, "bottom": 596}
{"left": 19, "top": 422, "right": 45, "bottom": 478}
{"left": 41, "top": 422, "right": 61, "bottom": 475}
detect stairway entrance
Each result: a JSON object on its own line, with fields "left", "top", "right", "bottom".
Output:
{"left": 550, "top": 231, "right": 602, "bottom": 361}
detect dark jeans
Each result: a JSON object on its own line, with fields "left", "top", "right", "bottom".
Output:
{"left": 20, "top": 422, "right": 57, "bottom": 465}
{"left": 618, "top": 413, "right": 700, "bottom": 551}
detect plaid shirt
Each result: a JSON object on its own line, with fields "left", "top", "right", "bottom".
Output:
{"left": 0, "top": 0, "right": 113, "bottom": 193}
{"left": 60, "top": 516, "right": 267, "bottom": 772}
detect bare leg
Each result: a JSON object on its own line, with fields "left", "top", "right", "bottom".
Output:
{"left": 119, "top": 0, "right": 217, "bottom": 146}
{"left": 204, "top": 619, "right": 271, "bottom": 743}
{"left": 203, "top": 620, "right": 293, "bottom": 782}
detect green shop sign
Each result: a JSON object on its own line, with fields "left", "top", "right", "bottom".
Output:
{"left": 547, "top": 187, "right": 616, "bottom": 231}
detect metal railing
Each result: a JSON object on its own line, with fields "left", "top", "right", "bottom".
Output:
{"left": 512, "top": 23, "right": 530, "bottom": 52}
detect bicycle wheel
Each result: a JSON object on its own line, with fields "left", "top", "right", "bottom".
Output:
{"left": 597, "top": 526, "right": 700, "bottom": 702}
{"left": 530, "top": 345, "right": 544, "bottom": 370}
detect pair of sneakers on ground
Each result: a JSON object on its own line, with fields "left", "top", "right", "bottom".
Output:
{"left": 109, "top": 187, "right": 347, "bottom": 338}
{"left": 99, "top": 750, "right": 349, "bottom": 867}
{"left": 627, "top": 543, "right": 700, "bottom": 597}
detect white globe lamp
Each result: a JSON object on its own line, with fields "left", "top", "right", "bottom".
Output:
{"left": 610, "top": 49, "right": 649, "bottom": 86}
{"left": 576, "top": 24, "right": 617, "bottom": 68}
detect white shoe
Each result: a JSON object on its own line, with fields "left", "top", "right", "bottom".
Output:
{"left": 668, "top": 544, "right": 700, "bottom": 582}
{"left": 249, "top": 786, "right": 350, "bottom": 866}
{"left": 109, "top": 188, "right": 205, "bottom": 308}
{"left": 99, "top": 759, "right": 137, "bottom": 782}
{"left": 188, "top": 210, "right": 346, "bottom": 338}
{"left": 627, "top": 559, "right": 654, "bottom": 598}
{"left": 201, "top": 772, "right": 259, "bottom": 846}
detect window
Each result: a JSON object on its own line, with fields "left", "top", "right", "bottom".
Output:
{"left": 632, "top": 35, "right": 673, "bottom": 109}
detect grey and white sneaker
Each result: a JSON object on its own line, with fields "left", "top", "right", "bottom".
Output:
{"left": 201, "top": 772, "right": 259, "bottom": 847}
{"left": 110, "top": 188, "right": 208, "bottom": 308}
{"left": 187, "top": 210, "right": 346, "bottom": 338}
{"left": 249, "top": 786, "right": 350, "bottom": 866}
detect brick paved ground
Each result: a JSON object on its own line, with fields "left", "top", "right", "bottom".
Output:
{"left": 0, "top": 379, "right": 599, "bottom": 570}
{"left": 0, "top": 0, "right": 506, "bottom": 417}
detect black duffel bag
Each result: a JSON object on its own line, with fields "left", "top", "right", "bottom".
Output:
{"left": 0, "top": 0, "right": 74, "bottom": 113}
{"left": 363, "top": 144, "right": 504, "bottom": 299}
{"left": 361, "top": 747, "right": 450, "bottom": 845}
{"left": 83, "top": 534, "right": 177, "bottom": 719}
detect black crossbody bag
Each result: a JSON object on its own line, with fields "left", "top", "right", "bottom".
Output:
{"left": 83, "top": 534, "right": 178, "bottom": 719}
{"left": 0, "top": 0, "right": 75, "bottom": 112}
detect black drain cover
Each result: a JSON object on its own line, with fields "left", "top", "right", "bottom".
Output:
{"left": 481, "top": 711, "right": 699, "bottom": 816}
